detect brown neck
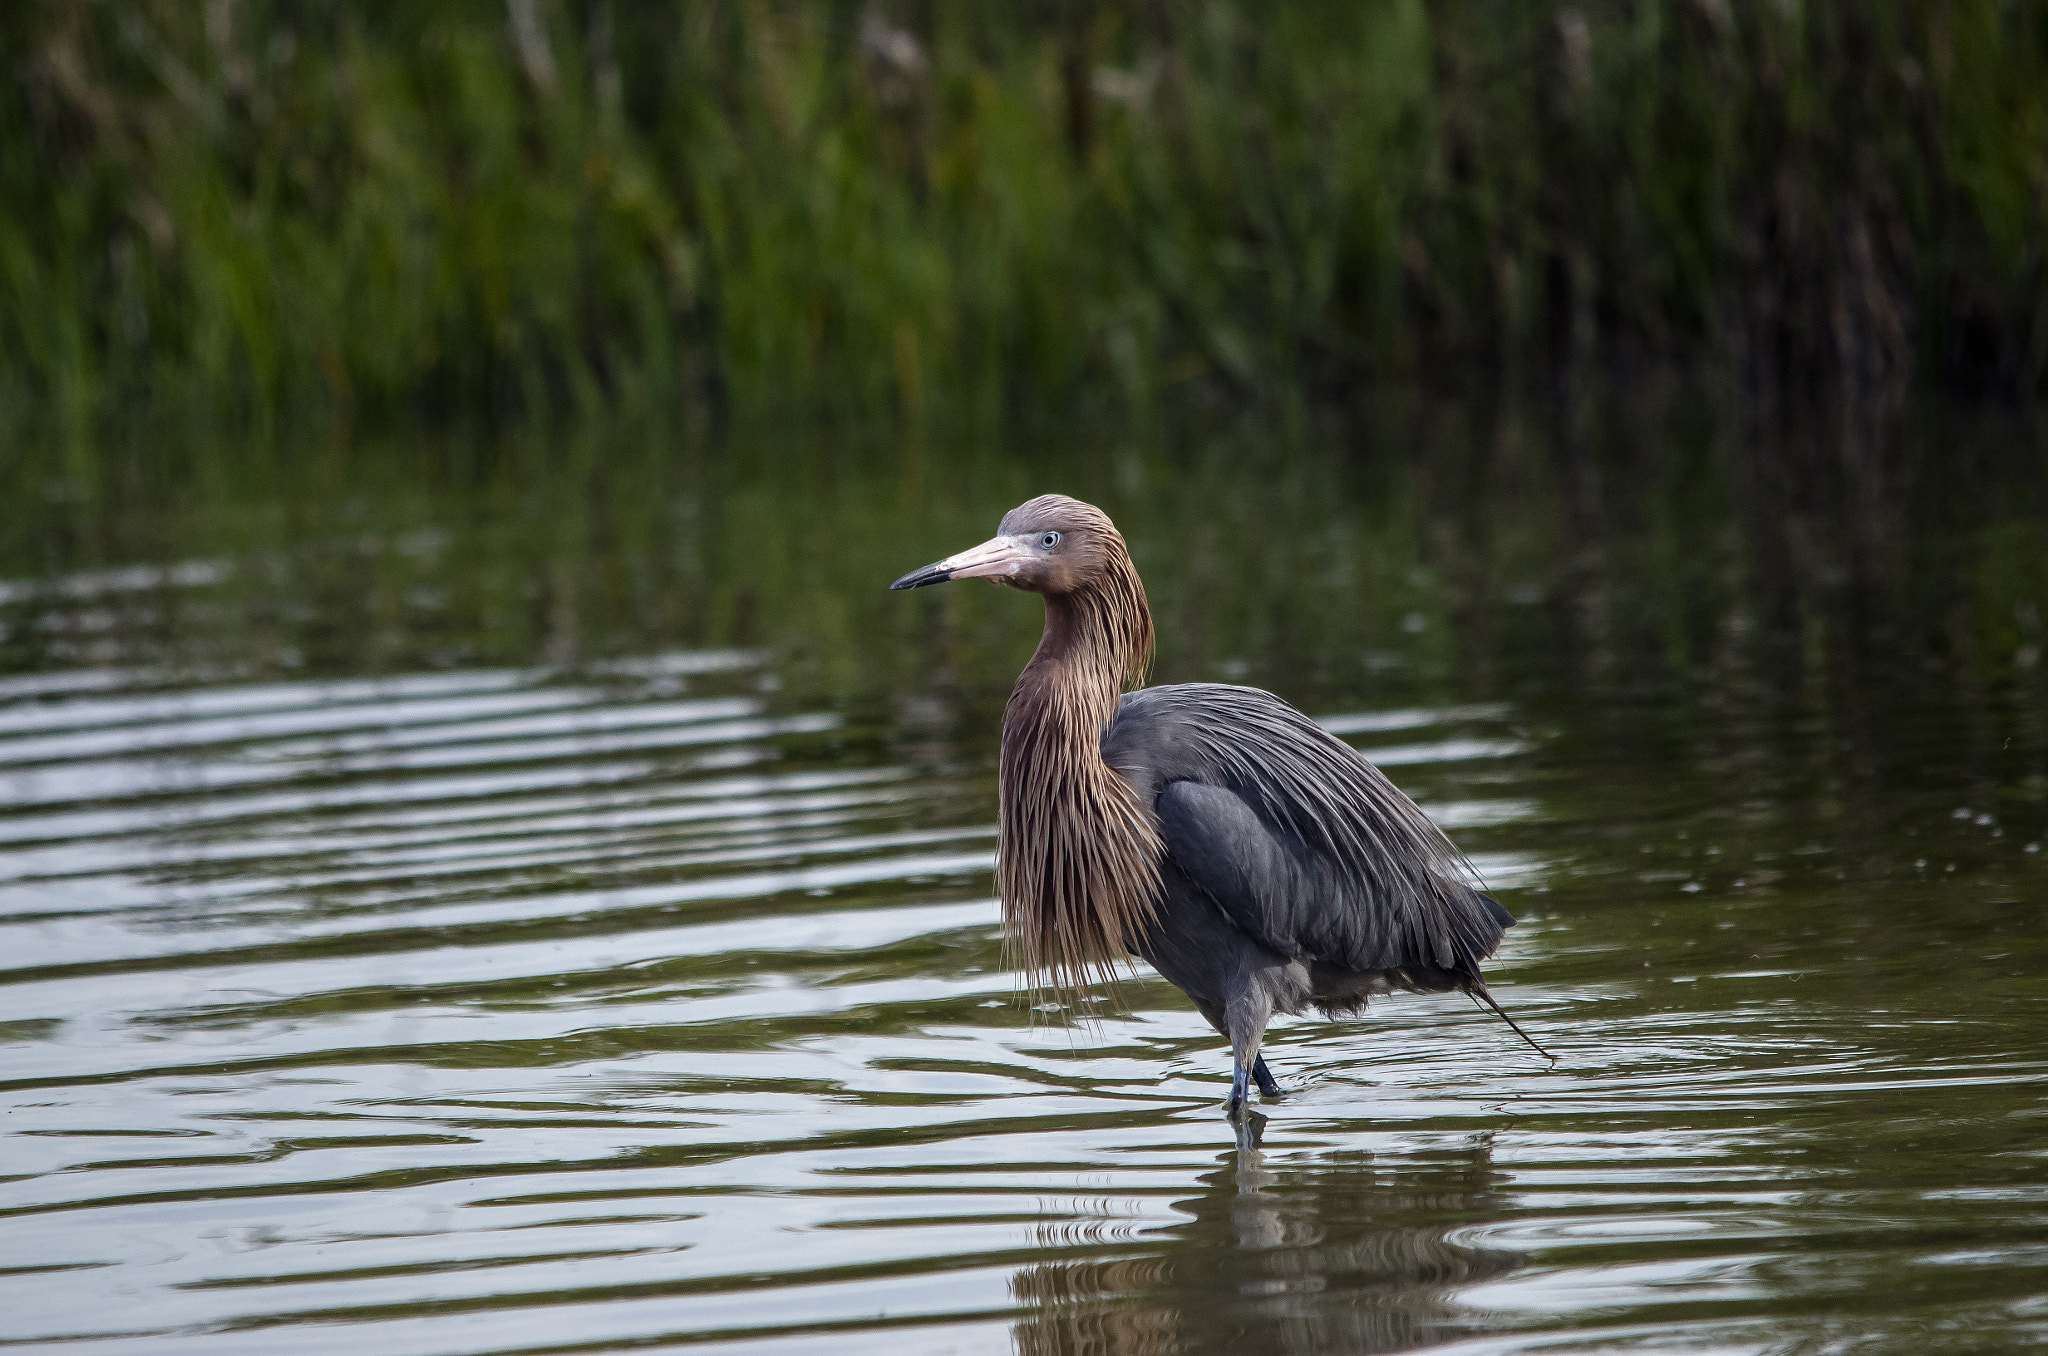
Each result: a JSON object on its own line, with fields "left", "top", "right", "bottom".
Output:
{"left": 996, "top": 561, "right": 1163, "bottom": 1003}
{"left": 1019, "top": 592, "right": 1136, "bottom": 712}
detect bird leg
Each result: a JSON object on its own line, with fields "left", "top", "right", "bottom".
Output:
{"left": 1222, "top": 966, "right": 1278, "bottom": 1114}
{"left": 1251, "top": 1054, "right": 1282, "bottom": 1099}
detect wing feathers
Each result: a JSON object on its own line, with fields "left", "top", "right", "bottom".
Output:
{"left": 1110, "top": 684, "right": 1511, "bottom": 988}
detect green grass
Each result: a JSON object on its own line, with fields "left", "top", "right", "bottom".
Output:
{"left": 3, "top": 1, "right": 2045, "bottom": 442}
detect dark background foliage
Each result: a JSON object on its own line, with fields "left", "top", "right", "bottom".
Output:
{"left": 5, "top": 0, "right": 2044, "bottom": 438}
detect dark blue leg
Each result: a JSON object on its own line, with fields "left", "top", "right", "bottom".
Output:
{"left": 1228, "top": 1062, "right": 1251, "bottom": 1112}
{"left": 1252, "top": 1054, "right": 1281, "bottom": 1098}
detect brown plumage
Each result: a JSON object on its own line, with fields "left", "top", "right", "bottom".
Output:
{"left": 891, "top": 494, "right": 1541, "bottom": 1112}
{"left": 989, "top": 497, "right": 1162, "bottom": 1000}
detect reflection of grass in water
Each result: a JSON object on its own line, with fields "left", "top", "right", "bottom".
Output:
{"left": 0, "top": 389, "right": 2042, "bottom": 724}
{"left": 2, "top": 3, "right": 2044, "bottom": 437}
{"left": 0, "top": 397, "right": 1581, "bottom": 697}
{"left": 0, "top": 1018, "right": 65, "bottom": 1043}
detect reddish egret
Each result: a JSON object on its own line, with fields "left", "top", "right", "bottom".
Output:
{"left": 891, "top": 495, "right": 1541, "bottom": 1111}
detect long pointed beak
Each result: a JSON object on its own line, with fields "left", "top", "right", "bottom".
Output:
{"left": 889, "top": 534, "right": 1034, "bottom": 590}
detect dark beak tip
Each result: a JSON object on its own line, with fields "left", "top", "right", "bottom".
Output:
{"left": 888, "top": 566, "right": 952, "bottom": 591}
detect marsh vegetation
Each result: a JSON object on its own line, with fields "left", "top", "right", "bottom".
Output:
{"left": 6, "top": 0, "right": 2044, "bottom": 443}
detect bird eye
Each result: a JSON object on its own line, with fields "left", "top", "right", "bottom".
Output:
{"left": 1039, "top": 532, "right": 1061, "bottom": 549}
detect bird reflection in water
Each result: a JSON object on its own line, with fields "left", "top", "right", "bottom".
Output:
{"left": 1011, "top": 1123, "right": 1522, "bottom": 1356}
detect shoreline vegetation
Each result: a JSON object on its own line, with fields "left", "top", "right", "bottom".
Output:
{"left": 5, "top": 1, "right": 2045, "bottom": 443}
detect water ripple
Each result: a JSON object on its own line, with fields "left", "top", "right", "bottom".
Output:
{"left": 1, "top": 655, "right": 2042, "bottom": 1355}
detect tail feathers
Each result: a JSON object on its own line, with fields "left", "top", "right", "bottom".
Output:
{"left": 1465, "top": 982, "right": 1554, "bottom": 1061}
{"left": 1458, "top": 892, "right": 1547, "bottom": 1059}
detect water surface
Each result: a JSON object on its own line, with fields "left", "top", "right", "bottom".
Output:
{"left": 2, "top": 409, "right": 2045, "bottom": 1354}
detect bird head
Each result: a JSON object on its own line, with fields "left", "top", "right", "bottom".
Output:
{"left": 889, "top": 495, "right": 1124, "bottom": 596}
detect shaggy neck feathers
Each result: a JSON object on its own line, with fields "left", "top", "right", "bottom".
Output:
{"left": 997, "top": 540, "right": 1163, "bottom": 1003}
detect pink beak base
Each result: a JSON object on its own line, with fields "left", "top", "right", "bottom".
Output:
{"left": 888, "top": 535, "right": 1034, "bottom": 589}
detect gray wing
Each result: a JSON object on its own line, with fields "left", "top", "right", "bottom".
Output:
{"left": 1105, "top": 684, "right": 1512, "bottom": 989}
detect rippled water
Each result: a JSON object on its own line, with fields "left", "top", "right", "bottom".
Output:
{"left": 4, "top": 431, "right": 2047, "bottom": 1354}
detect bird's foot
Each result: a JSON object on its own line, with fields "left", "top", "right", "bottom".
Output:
{"left": 1227, "top": 1062, "right": 1252, "bottom": 1114}
{"left": 1251, "top": 1054, "right": 1282, "bottom": 1100}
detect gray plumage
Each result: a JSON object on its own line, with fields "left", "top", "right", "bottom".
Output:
{"left": 1108, "top": 683, "right": 1512, "bottom": 994}
{"left": 890, "top": 494, "right": 1536, "bottom": 1113}
{"left": 1106, "top": 684, "right": 1519, "bottom": 1103}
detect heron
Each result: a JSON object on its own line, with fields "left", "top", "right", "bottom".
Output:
{"left": 891, "top": 494, "right": 1544, "bottom": 1112}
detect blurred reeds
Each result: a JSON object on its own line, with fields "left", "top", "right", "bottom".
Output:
{"left": 4, "top": 0, "right": 2045, "bottom": 443}
{"left": 4, "top": 389, "right": 2042, "bottom": 710}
